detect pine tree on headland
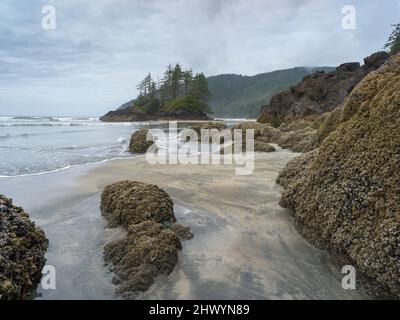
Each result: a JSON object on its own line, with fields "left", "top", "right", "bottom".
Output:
{"left": 134, "top": 64, "right": 212, "bottom": 114}
{"left": 385, "top": 23, "right": 400, "bottom": 55}
{"left": 171, "top": 63, "right": 183, "bottom": 100}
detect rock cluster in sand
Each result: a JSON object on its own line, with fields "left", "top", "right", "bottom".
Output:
{"left": 277, "top": 55, "right": 400, "bottom": 299}
{"left": 0, "top": 195, "right": 48, "bottom": 300}
{"left": 101, "top": 181, "right": 193, "bottom": 298}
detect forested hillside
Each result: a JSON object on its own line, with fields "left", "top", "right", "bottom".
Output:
{"left": 101, "top": 64, "right": 212, "bottom": 122}
{"left": 208, "top": 67, "right": 334, "bottom": 118}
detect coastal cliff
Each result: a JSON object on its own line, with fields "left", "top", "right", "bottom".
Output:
{"left": 258, "top": 52, "right": 389, "bottom": 127}
{"left": 277, "top": 54, "right": 400, "bottom": 298}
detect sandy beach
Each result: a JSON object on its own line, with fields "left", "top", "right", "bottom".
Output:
{"left": 0, "top": 150, "right": 365, "bottom": 300}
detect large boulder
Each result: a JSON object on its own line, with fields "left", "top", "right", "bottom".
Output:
{"left": 277, "top": 54, "right": 400, "bottom": 298}
{"left": 364, "top": 51, "right": 390, "bottom": 70}
{"left": 101, "top": 181, "right": 175, "bottom": 228}
{"left": 258, "top": 52, "right": 390, "bottom": 127}
{"left": 101, "top": 181, "right": 192, "bottom": 298}
{"left": 0, "top": 195, "right": 48, "bottom": 300}
{"left": 128, "top": 129, "right": 154, "bottom": 154}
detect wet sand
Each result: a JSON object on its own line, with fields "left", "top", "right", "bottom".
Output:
{"left": 0, "top": 151, "right": 365, "bottom": 300}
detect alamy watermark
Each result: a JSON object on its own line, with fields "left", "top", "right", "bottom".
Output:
{"left": 41, "top": 5, "right": 56, "bottom": 30}
{"left": 41, "top": 265, "right": 56, "bottom": 290}
{"left": 341, "top": 265, "right": 356, "bottom": 290}
{"left": 341, "top": 5, "right": 356, "bottom": 30}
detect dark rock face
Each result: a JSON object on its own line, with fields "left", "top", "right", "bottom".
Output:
{"left": 100, "top": 181, "right": 192, "bottom": 298}
{"left": 128, "top": 129, "right": 154, "bottom": 154}
{"left": 100, "top": 108, "right": 211, "bottom": 122}
{"left": 258, "top": 52, "right": 390, "bottom": 127}
{"left": 364, "top": 51, "right": 390, "bottom": 69}
{"left": 277, "top": 55, "right": 400, "bottom": 299}
{"left": 0, "top": 195, "right": 48, "bottom": 300}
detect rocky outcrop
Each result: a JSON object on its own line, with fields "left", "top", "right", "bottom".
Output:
{"left": 258, "top": 51, "right": 390, "bottom": 127}
{"left": 253, "top": 140, "right": 276, "bottom": 153}
{"left": 276, "top": 127, "right": 315, "bottom": 153}
{"left": 101, "top": 181, "right": 175, "bottom": 228}
{"left": 100, "top": 108, "right": 211, "bottom": 122}
{"left": 128, "top": 129, "right": 154, "bottom": 154}
{"left": 0, "top": 196, "right": 48, "bottom": 300}
{"left": 184, "top": 122, "right": 228, "bottom": 142}
{"left": 277, "top": 55, "right": 400, "bottom": 299}
{"left": 200, "top": 122, "right": 228, "bottom": 131}
{"left": 101, "top": 181, "right": 192, "bottom": 298}
{"left": 233, "top": 122, "right": 314, "bottom": 153}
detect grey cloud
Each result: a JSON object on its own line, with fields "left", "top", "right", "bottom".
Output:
{"left": 0, "top": 0, "right": 398, "bottom": 116}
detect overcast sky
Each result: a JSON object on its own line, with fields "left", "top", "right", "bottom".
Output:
{"left": 0, "top": 0, "right": 398, "bottom": 116}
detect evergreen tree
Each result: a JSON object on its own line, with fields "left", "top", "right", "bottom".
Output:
{"left": 191, "top": 73, "right": 211, "bottom": 102}
{"left": 385, "top": 24, "right": 400, "bottom": 55}
{"left": 160, "top": 64, "right": 173, "bottom": 106}
{"left": 134, "top": 64, "right": 211, "bottom": 114}
{"left": 171, "top": 63, "right": 183, "bottom": 100}
{"left": 183, "top": 69, "right": 193, "bottom": 96}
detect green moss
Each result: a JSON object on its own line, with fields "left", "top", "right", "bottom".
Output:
{"left": 166, "top": 95, "right": 211, "bottom": 113}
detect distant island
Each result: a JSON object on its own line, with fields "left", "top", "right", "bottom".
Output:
{"left": 100, "top": 64, "right": 213, "bottom": 122}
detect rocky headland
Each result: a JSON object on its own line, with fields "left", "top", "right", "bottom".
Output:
{"left": 100, "top": 181, "right": 193, "bottom": 299}
{"left": 100, "top": 108, "right": 211, "bottom": 122}
{"left": 258, "top": 51, "right": 389, "bottom": 127}
{"left": 0, "top": 195, "right": 48, "bottom": 300}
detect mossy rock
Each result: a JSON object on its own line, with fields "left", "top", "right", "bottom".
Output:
{"left": 277, "top": 55, "right": 400, "bottom": 299}
{"left": 104, "top": 221, "right": 182, "bottom": 298}
{"left": 129, "top": 129, "right": 154, "bottom": 154}
{"left": 0, "top": 195, "right": 48, "bottom": 300}
{"left": 101, "top": 181, "right": 175, "bottom": 228}
{"left": 101, "top": 181, "right": 193, "bottom": 298}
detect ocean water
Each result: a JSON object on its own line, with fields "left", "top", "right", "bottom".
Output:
{"left": 0, "top": 116, "right": 140, "bottom": 177}
{"left": 0, "top": 116, "right": 244, "bottom": 177}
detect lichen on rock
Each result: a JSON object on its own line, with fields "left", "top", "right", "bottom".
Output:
{"left": 277, "top": 54, "right": 400, "bottom": 299}
{"left": 104, "top": 221, "right": 181, "bottom": 298}
{"left": 101, "top": 181, "right": 176, "bottom": 228}
{"left": 0, "top": 195, "right": 48, "bottom": 300}
{"left": 101, "top": 181, "right": 192, "bottom": 298}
